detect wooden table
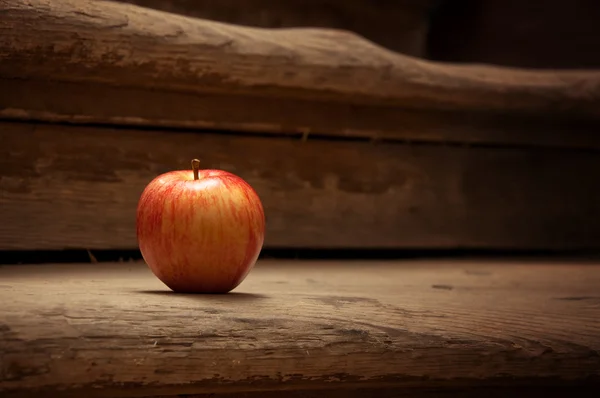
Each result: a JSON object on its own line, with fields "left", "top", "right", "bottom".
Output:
{"left": 1, "top": 259, "right": 599, "bottom": 397}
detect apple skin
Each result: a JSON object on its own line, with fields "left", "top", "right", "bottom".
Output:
{"left": 136, "top": 167, "right": 265, "bottom": 293}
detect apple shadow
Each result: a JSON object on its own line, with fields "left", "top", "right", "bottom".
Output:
{"left": 136, "top": 290, "right": 268, "bottom": 301}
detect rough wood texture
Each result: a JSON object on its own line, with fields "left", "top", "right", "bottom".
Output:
{"left": 6, "top": 0, "right": 597, "bottom": 114}
{"left": 3, "top": 78, "right": 600, "bottom": 150}
{"left": 1, "top": 0, "right": 600, "bottom": 149}
{"left": 1, "top": 259, "right": 599, "bottom": 397}
{"left": 2, "top": 121, "right": 600, "bottom": 251}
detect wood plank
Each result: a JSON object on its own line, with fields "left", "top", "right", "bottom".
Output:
{"left": 1, "top": 0, "right": 600, "bottom": 149}
{"left": 3, "top": 78, "right": 600, "bottom": 150}
{"left": 4, "top": 0, "right": 597, "bottom": 114}
{"left": 2, "top": 121, "right": 600, "bottom": 251}
{"left": 1, "top": 259, "right": 599, "bottom": 397}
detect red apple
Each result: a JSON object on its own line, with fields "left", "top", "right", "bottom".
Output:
{"left": 136, "top": 159, "right": 265, "bottom": 293}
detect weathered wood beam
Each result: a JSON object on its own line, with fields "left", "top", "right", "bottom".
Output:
{"left": 1, "top": 121, "right": 600, "bottom": 251}
{"left": 5, "top": 0, "right": 597, "bottom": 114}
{"left": 3, "top": 78, "right": 600, "bottom": 150}
{"left": 1, "top": 0, "right": 600, "bottom": 148}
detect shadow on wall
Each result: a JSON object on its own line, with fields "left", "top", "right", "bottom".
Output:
{"left": 107, "top": 0, "right": 438, "bottom": 57}
{"left": 109, "top": 0, "right": 600, "bottom": 69}
{"left": 427, "top": 0, "right": 600, "bottom": 69}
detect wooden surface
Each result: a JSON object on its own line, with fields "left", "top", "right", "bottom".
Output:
{"left": 2, "top": 0, "right": 596, "bottom": 113}
{"left": 1, "top": 259, "right": 599, "bottom": 397}
{"left": 4, "top": 78, "right": 600, "bottom": 150}
{"left": 2, "top": 121, "right": 600, "bottom": 250}
{"left": 1, "top": 0, "right": 600, "bottom": 149}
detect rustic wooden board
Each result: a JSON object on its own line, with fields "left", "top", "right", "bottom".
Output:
{"left": 3, "top": 78, "right": 600, "bottom": 151}
{"left": 1, "top": 259, "right": 599, "bottom": 397}
{"left": 3, "top": 0, "right": 597, "bottom": 114}
{"left": 2, "top": 121, "right": 600, "bottom": 250}
{"left": 1, "top": 0, "right": 600, "bottom": 149}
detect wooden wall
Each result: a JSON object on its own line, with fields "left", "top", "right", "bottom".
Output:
{"left": 3, "top": 121, "right": 600, "bottom": 251}
{"left": 1, "top": 0, "right": 600, "bottom": 251}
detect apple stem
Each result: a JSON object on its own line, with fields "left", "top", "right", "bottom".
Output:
{"left": 191, "top": 159, "right": 201, "bottom": 180}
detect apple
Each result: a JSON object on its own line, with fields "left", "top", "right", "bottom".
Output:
{"left": 136, "top": 159, "right": 265, "bottom": 293}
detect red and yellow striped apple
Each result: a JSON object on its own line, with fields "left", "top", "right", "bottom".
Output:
{"left": 136, "top": 159, "right": 265, "bottom": 293}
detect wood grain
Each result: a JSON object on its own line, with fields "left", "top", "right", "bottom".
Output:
{"left": 1, "top": 259, "right": 599, "bottom": 397}
{"left": 3, "top": 78, "right": 600, "bottom": 150}
{"left": 4, "top": 0, "right": 597, "bottom": 113}
{"left": 2, "top": 121, "right": 600, "bottom": 250}
{"left": 1, "top": 0, "right": 600, "bottom": 150}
